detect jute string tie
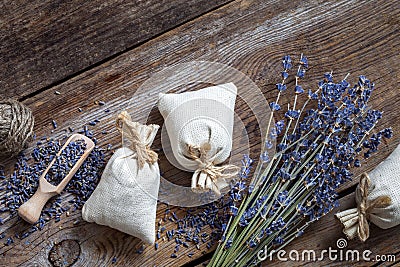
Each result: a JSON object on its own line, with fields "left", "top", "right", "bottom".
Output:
{"left": 187, "top": 143, "right": 239, "bottom": 195}
{"left": 356, "top": 172, "right": 391, "bottom": 242}
{"left": 116, "top": 111, "right": 158, "bottom": 168}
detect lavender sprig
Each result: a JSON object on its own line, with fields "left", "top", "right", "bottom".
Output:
{"left": 208, "top": 55, "right": 392, "bottom": 267}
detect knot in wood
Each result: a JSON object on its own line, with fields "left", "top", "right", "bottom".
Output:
{"left": 48, "top": 239, "right": 81, "bottom": 267}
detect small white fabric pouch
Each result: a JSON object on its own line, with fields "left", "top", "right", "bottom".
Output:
{"left": 82, "top": 111, "right": 160, "bottom": 244}
{"left": 158, "top": 82, "right": 239, "bottom": 195}
{"left": 336, "top": 144, "right": 400, "bottom": 241}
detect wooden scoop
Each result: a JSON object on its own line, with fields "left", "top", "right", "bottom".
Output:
{"left": 18, "top": 134, "right": 95, "bottom": 224}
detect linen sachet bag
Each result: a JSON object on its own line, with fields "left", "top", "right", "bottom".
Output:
{"left": 336, "top": 144, "right": 400, "bottom": 242}
{"left": 158, "top": 82, "right": 239, "bottom": 196}
{"left": 82, "top": 111, "right": 160, "bottom": 244}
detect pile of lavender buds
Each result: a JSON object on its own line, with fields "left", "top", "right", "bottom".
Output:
{"left": 0, "top": 128, "right": 106, "bottom": 246}
{"left": 44, "top": 139, "right": 87, "bottom": 186}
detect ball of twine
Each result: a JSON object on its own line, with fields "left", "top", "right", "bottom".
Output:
{"left": 0, "top": 98, "right": 35, "bottom": 158}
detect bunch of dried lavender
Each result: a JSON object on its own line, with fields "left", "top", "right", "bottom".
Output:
{"left": 208, "top": 55, "right": 393, "bottom": 266}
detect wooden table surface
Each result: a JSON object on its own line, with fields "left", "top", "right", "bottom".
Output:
{"left": 1, "top": 0, "right": 399, "bottom": 266}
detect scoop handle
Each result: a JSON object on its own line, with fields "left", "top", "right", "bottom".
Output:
{"left": 18, "top": 189, "right": 57, "bottom": 224}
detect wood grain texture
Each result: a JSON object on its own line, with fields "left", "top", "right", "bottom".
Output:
{"left": 1, "top": 0, "right": 399, "bottom": 266}
{"left": 0, "top": 0, "right": 232, "bottom": 99}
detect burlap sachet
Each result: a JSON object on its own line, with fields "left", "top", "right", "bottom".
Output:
{"left": 158, "top": 82, "right": 239, "bottom": 196}
{"left": 336, "top": 144, "right": 400, "bottom": 242}
{"left": 82, "top": 111, "right": 160, "bottom": 244}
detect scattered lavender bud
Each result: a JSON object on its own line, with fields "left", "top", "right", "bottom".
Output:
{"left": 4, "top": 237, "right": 13, "bottom": 246}
{"left": 20, "top": 232, "right": 30, "bottom": 239}
{"left": 136, "top": 245, "right": 145, "bottom": 254}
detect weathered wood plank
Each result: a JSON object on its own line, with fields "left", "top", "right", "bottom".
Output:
{"left": 0, "top": 0, "right": 232, "bottom": 99}
{"left": 1, "top": 0, "right": 399, "bottom": 266}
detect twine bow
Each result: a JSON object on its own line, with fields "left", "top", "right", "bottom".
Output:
{"left": 356, "top": 172, "right": 391, "bottom": 242}
{"left": 187, "top": 143, "right": 239, "bottom": 196}
{"left": 336, "top": 172, "right": 392, "bottom": 242}
{"left": 116, "top": 111, "right": 158, "bottom": 168}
